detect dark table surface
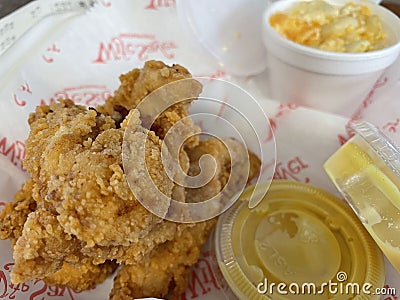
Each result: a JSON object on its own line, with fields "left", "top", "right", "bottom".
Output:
{"left": 0, "top": 0, "right": 33, "bottom": 19}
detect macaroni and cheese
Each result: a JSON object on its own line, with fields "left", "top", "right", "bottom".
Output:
{"left": 269, "top": 0, "right": 388, "bottom": 53}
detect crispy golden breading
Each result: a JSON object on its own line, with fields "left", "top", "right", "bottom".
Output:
{"left": 11, "top": 209, "right": 86, "bottom": 283}
{"left": 109, "top": 220, "right": 216, "bottom": 300}
{"left": 23, "top": 101, "right": 171, "bottom": 248}
{"left": 0, "top": 180, "right": 116, "bottom": 290}
{"left": 109, "top": 137, "right": 260, "bottom": 300}
{"left": 185, "top": 138, "right": 261, "bottom": 204}
{"left": 25, "top": 101, "right": 116, "bottom": 209}
{"left": 8, "top": 61, "right": 203, "bottom": 283}
{"left": 44, "top": 261, "right": 118, "bottom": 291}
{"left": 248, "top": 150, "right": 262, "bottom": 182}
{"left": 9, "top": 62, "right": 201, "bottom": 284}
{"left": 98, "top": 60, "right": 201, "bottom": 149}
{"left": 11, "top": 103, "right": 181, "bottom": 282}
{"left": 185, "top": 138, "right": 231, "bottom": 203}
{"left": 0, "top": 179, "right": 36, "bottom": 243}
{"left": 98, "top": 61, "right": 191, "bottom": 116}
{"left": 81, "top": 220, "right": 178, "bottom": 265}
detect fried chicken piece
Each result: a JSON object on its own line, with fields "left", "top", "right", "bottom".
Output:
{"left": 23, "top": 101, "right": 171, "bottom": 248}
{"left": 100, "top": 60, "right": 203, "bottom": 206}
{"left": 44, "top": 260, "right": 117, "bottom": 291}
{"left": 0, "top": 179, "right": 116, "bottom": 290}
{"left": 98, "top": 60, "right": 201, "bottom": 148}
{"left": 84, "top": 138, "right": 259, "bottom": 262}
{"left": 3, "top": 61, "right": 262, "bottom": 298}
{"left": 0, "top": 179, "right": 36, "bottom": 243}
{"left": 103, "top": 61, "right": 202, "bottom": 212}
{"left": 10, "top": 208, "right": 116, "bottom": 288}
{"left": 13, "top": 100, "right": 192, "bottom": 282}
{"left": 248, "top": 150, "right": 262, "bottom": 182}
{"left": 185, "top": 138, "right": 260, "bottom": 209}
{"left": 11, "top": 209, "right": 86, "bottom": 283}
{"left": 109, "top": 220, "right": 216, "bottom": 300}
{"left": 109, "top": 137, "right": 261, "bottom": 299}
{"left": 98, "top": 61, "right": 191, "bottom": 115}
{"left": 11, "top": 66, "right": 202, "bottom": 278}
{"left": 185, "top": 138, "right": 232, "bottom": 203}
{"left": 24, "top": 100, "right": 116, "bottom": 209}
{"left": 81, "top": 220, "right": 178, "bottom": 265}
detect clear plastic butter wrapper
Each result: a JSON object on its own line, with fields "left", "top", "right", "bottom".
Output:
{"left": 212, "top": 180, "right": 385, "bottom": 299}
{"left": 324, "top": 121, "right": 400, "bottom": 275}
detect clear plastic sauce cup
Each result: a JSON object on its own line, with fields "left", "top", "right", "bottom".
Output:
{"left": 214, "top": 180, "right": 385, "bottom": 299}
{"left": 324, "top": 121, "right": 400, "bottom": 275}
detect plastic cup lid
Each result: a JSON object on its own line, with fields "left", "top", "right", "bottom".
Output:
{"left": 214, "top": 180, "right": 385, "bottom": 300}
{"left": 347, "top": 121, "right": 400, "bottom": 179}
{"left": 176, "top": 0, "right": 269, "bottom": 76}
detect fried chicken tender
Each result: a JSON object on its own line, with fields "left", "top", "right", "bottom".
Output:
{"left": 0, "top": 179, "right": 117, "bottom": 290}
{"left": 11, "top": 209, "right": 86, "bottom": 282}
{"left": 81, "top": 220, "right": 178, "bottom": 265}
{"left": 109, "top": 137, "right": 260, "bottom": 300}
{"left": 25, "top": 101, "right": 115, "bottom": 210}
{"left": 98, "top": 60, "right": 192, "bottom": 116}
{"left": 0, "top": 61, "right": 262, "bottom": 298}
{"left": 185, "top": 138, "right": 261, "bottom": 204}
{"left": 99, "top": 61, "right": 202, "bottom": 205}
{"left": 23, "top": 100, "right": 172, "bottom": 248}
{"left": 10, "top": 207, "right": 116, "bottom": 290}
{"left": 0, "top": 179, "right": 36, "bottom": 243}
{"left": 44, "top": 260, "right": 117, "bottom": 291}
{"left": 11, "top": 60, "right": 204, "bottom": 281}
{"left": 12, "top": 101, "right": 181, "bottom": 282}
{"left": 98, "top": 60, "right": 201, "bottom": 148}
{"left": 110, "top": 220, "right": 216, "bottom": 300}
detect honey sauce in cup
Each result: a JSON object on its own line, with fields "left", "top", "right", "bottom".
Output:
{"left": 262, "top": 0, "right": 400, "bottom": 116}
{"left": 324, "top": 121, "right": 400, "bottom": 275}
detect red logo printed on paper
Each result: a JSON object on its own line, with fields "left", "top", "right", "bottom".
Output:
{"left": 260, "top": 159, "right": 277, "bottom": 179}
{"left": 100, "top": 0, "right": 112, "bottom": 7}
{"left": 382, "top": 284, "right": 398, "bottom": 300}
{"left": 13, "top": 81, "right": 33, "bottom": 107}
{"left": 0, "top": 262, "right": 81, "bottom": 300}
{"left": 265, "top": 103, "right": 298, "bottom": 142}
{"left": 273, "top": 156, "right": 310, "bottom": 183}
{"left": 195, "top": 70, "right": 227, "bottom": 79}
{"left": 182, "top": 251, "right": 221, "bottom": 299}
{"left": 0, "top": 137, "right": 26, "bottom": 170}
{"left": 351, "top": 76, "right": 388, "bottom": 121}
{"left": 216, "top": 97, "right": 228, "bottom": 119}
{"left": 145, "top": 0, "right": 175, "bottom": 10}
{"left": 42, "top": 43, "right": 61, "bottom": 64}
{"left": 93, "top": 33, "right": 177, "bottom": 64}
{"left": 337, "top": 118, "right": 358, "bottom": 146}
{"left": 40, "top": 85, "right": 113, "bottom": 107}
{"left": 383, "top": 118, "right": 400, "bottom": 133}
{"left": 194, "top": 120, "right": 204, "bottom": 132}
{"left": 337, "top": 132, "right": 352, "bottom": 145}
